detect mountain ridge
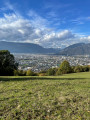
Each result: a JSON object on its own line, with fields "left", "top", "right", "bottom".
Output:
{"left": 57, "top": 43, "right": 90, "bottom": 55}
{"left": 0, "top": 41, "right": 90, "bottom": 55}
{"left": 0, "top": 41, "right": 59, "bottom": 54}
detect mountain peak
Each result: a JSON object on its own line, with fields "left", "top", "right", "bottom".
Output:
{"left": 58, "top": 43, "right": 90, "bottom": 56}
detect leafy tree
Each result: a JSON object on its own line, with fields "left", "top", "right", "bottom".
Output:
{"left": 56, "top": 60, "right": 71, "bottom": 75}
{"left": 0, "top": 50, "right": 18, "bottom": 76}
{"left": 26, "top": 69, "right": 35, "bottom": 76}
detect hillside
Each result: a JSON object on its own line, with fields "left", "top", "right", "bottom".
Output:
{"left": 0, "top": 41, "right": 59, "bottom": 54}
{"left": 0, "top": 72, "right": 90, "bottom": 120}
{"left": 58, "top": 43, "right": 90, "bottom": 55}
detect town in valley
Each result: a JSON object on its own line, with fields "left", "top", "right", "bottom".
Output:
{"left": 14, "top": 54, "right": 90, "bottom": 72}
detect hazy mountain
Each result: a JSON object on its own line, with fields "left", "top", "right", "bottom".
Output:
{"left": 58, "top": 43, "right": 90, "bottom": 56}
{"left": 0, "top": 41, "right": 59, "bottom": 54}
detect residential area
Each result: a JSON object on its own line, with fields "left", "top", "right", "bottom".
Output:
{"left": 14, "top": 54, "right": 90, "bottom": 72}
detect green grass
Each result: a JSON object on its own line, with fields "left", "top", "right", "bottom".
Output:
{"left": 0, "top": 72, "right": 90, "bottom": 120}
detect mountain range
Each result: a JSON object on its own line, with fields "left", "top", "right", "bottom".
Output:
{"left": 58, "top": 43, "right": 90, "bottom": 56}
{"left": 0, "top": 41, "right": 90, "bottom": 55}
{"left": 0, "top": 41, "right": 59, "bottom": 54}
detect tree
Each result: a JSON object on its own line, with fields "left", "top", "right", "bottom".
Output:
{"left": 26, "top": 69, "right": 34, "bottom": 76}
{"left": 56, "top": 60, "right": 71, "bottom": 75}
{"left": 0, "top": 50, "right": 18, "bottom": 76}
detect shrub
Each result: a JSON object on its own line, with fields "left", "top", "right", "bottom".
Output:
{"left": 74, "top": 65, "right": 83, "bottom": 73}
{"left": 71, "top": 66, "right": 75, "bottom": 73}
{"left": 39, "top": 73, "right": 46, "bottom": 76}
{"left": 14, "top": 70, "right": 26, "bottom": 76}
{"left": 46, "top": 68, "right": 58, "bottom": 76}
{"left": 82, "top": 66, "right": 90, "bottom": 72}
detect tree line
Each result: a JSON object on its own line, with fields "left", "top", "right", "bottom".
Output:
{"left": 46, "top": 60, "right": 90, "bottom": 76}
{"left": 0, "top": 50, "right": 90, "bottom": 76}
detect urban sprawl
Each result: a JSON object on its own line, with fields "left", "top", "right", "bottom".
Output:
{"left": 14, "top": 54, "right": 90, "bottom": 72}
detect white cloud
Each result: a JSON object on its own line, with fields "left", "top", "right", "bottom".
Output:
{"left": 43, "top": 30, "right": 75, "bottom": 41}
{"left": 18, "top": 29, "right": 25, "bottom": 34}
{"left": 28, "top": 10, "right": 49, "bottom": 29}
{"left": 0, "top": 12, "right": 90, "bottom": 48}
{"left": 0, "top": 2, "right": 14, "bottom": 12}
{"left": 5, "top": 2, "right": 14, "bottom": 10}
{"left": 80, "top": 36, "right": 90, "bottom": 42}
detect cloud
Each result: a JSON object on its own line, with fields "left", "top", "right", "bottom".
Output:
{"left": 0, "top": 13, "right": 35, "bottom": 41}
{"left": 0, "top": 1, "right": 14, "bottom": 12}
{"left": 5, "top": 2, "right": 14, "bottom": 10}
{"left": 0, "top": 1, "right": 21, "bottom": 17}
{"left": 28, "top": 10, "right": 49, "bottom": 29}
{"left": 38, "top": 30, "right": 78, "bottom": 48}
{"left": 0, "top": 11, "right": 90, "bottom": 48}
{"left": 41, "top": 30, "right": 75, "bottom": 43}
{"left": 80, "top": 36, "right": 90, "bottom": 42}
{"left": 71, "top": 16, "right": 90, "bottom": 25}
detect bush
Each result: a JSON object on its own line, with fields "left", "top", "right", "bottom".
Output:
{"left": 39, "top": 73, "right": 46, "bottom": 76}
{"left": 46, "top": 68, "right": 58, "bottom": 76}
{"left": 14, "top": 69, "right": 38, "bottom": 76}
{"left": 74, "top": 65, "right": 83, "bottom": 73}
{"left": 14, "top": 70, "right": 19, "bottom": 76}
{"left": 14, "top": 70, "right": 26, "bottom": 76}
{"left": 38, "top": 70, "right": 47, "bottom": 76}
{"left": 82, "top": 66, "right": 90, "bottom": 72}
{"left": 71, "top": 66, "right": 75, "bottom": 73}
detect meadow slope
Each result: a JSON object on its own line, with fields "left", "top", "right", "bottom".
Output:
{"left": 0, "top": 72, "right": 90, "bottom": 120}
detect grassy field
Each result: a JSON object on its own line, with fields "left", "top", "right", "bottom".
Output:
{"left": 0, "top": 72, "right": 90, "bottom": 120}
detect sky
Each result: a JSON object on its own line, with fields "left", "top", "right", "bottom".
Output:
{"left": 0, "top": 0, "right": 90, "bottom": 48}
